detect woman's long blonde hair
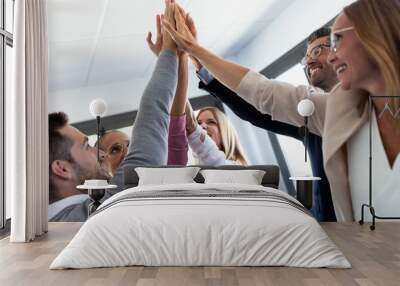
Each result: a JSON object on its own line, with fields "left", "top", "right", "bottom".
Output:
{"left": 344, "top": 0, "right": 400, "bottom": 113}
{"left": 197, "top": 107, "right": 249, "bottom": 165}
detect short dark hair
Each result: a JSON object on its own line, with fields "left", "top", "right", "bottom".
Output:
{"left": 49, "top": 112, "right": 74, "bottom": 196}
{"left": 307, "top": 27, "right": 331, "bottom": 45}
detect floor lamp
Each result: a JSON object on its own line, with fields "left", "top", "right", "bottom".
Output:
{"left": 359, "top": 96, "right": 400, "bottom": 230}
{"left": 290, "top": 99, "right": 321, "bottom": 210}
{"left": 89, "top": 98, "right": 107, "bottom": 162}
{"left": 83, "top": 98, "right": 114, "bottom": 216}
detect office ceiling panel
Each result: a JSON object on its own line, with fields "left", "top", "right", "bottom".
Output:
{"left": 100, "top": 0, "right": 191, "bottom": 37}
{"left": 48, "top": 0, "right": 296, "bottom": 116}
{"left": 88, "top": 34, "right": 155, "bottom": 85}
{"left": 47, "top": 0, "right": 108, "bottom": 42}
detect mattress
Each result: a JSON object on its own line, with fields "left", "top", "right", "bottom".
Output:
{"left": 50, "top": 183, "right": 350, "bottom": 269}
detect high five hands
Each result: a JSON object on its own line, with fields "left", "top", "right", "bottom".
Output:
{"left": 146, "top": 0, "right": 178, "bottom": 55}
{"left": 147, "top": 0, "right": 201, "bottom": 61}
{"left": 162, "top": 2, "right": 199, "bottom": 55}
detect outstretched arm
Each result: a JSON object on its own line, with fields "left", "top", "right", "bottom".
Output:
{"left": 170, "top": 54, "right": 189, "bottom": 116}
{"left": 163, "top": 11, "right": 326, "bottom": 135}
{"left": 162, "top": 13, "right": 249, "bottom": 92}
{"left": 199, "top": 78, "right": 303, "bottom": 139}
{"left": 111, "top": 0, "right": 178, "bottom": 191}
{"left": 168, "top": 54, "right": 189, "bottom": 165}
{"left": 146, "top": 7, "right": 190, "bottom": 166}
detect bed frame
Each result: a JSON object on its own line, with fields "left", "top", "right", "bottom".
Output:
{"left": 123, "top": 165, "right": 280, "bottom": 190}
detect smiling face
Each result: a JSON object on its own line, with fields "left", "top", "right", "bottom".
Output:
{"left": 305, "top": 36, "right": 338, "bottom": 91}
{"left": 327, "top": 13, "right": 380, "bottom": 92}
{"left": 197, "top": 110, "right": 222, "bottom": 149}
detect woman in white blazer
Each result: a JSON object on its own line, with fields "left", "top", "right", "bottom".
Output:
{"left": 163, "top": 0, "right": 400, "bottom": 221}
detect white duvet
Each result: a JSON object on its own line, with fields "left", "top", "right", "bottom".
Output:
{"left": 50, "top": 183, "right": 350, "bottom": 269}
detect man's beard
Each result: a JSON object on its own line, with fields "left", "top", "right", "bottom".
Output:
{"left": 310, "top": 68, "right": 338, "bottom": 92}
{"left": 71, "top": 160, "right": 112, "bottom": 186}
{"left": 311, "top": 76, "right": 326, "bottom": 90}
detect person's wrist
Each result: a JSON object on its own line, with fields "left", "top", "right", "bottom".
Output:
{"left": 190, "top": 56, "right": 202, "bottom": 71}
{"left": 162, "top": 37, "right": 177, "bottom": 50}
{"left": 162, "top": 43, "right": 177, "bottom": 54}
{"left": 186, "top": 126, "right": 196, "bottom": 135}
{"left": 189, "top": 43, "right": 203, "bottom": 58}
{"left": 179, "top": 53, "right": 189, "bottom": 61}
{"left": 185, "top": 117, "right": 195, "bottom": 134}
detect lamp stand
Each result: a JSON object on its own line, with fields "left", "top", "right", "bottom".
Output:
{"left": 304, "top": 117, "right": 308, "bottom": 163}
{"left": 88, "top": 188, "right": 105, "bottom": 216}
{"left": 96, "top": 115, "right": 100, "bottom": 163}
{"left": 359, "top": 96, "right": 400, "bottom": 230}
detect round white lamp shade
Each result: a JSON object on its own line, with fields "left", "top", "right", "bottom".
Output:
{"left": 297, "top": 99, "right": 315, "bottom": 117}
{"left": 89, "top": 98, "right": 107, "bottom": 117}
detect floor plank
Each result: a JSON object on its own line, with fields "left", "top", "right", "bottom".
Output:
{"left": 1, "top": 222, "right": 399, "bottom": 286}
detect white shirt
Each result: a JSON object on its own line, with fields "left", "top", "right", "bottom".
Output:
{"left": 348, "top": 110, "right": 400, "bottom": 221}
{"left": 188, "top": 125, "right": 237, "bottom": 165}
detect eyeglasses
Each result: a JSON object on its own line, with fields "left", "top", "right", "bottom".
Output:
{"left": 301, "top": 44, "right": 331, "bottom": 66}
{"left": 330, "top": 26, "right": 355, "bottom": 52}
{"left": 107, "top": 143, "right": 128, "bottom": 157}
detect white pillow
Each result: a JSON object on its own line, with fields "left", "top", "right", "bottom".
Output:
{"left": 135, "top": 167, "right": 200, "bottom": 186}
{"left": 200, "top": 169, "right": 266, "bottom": 185}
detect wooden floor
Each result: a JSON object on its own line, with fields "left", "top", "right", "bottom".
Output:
{"left": 1, "top": 222, "right": 399, "bottom": 286}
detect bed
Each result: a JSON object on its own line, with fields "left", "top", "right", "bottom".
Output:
{"left": 50, "top": 165, "right": 350, "bottom": 269}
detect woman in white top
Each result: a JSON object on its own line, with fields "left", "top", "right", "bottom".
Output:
{"left": 163, "top": 0, "right": 400, "bottom": 221}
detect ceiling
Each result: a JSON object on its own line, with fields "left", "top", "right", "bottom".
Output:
{"left": 47, "top": 0, "right": 295, "bottom": 92}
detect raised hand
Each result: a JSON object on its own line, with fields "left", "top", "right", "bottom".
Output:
{"left": 170, "top": 6, "right": 202, "bottom": 69}
{"left": 161, "top": 0, "right": 178, "bottom": 52}
{"left": 146, "top": 14, "right": 163, "bottom": 56}
{"left": 185, "top": 101, "right": 197, "bottom": 135}
{"left": 162, "top": 3, "right": 199, "bottom": 55}
{"left": 185, "top": 14, "right": 202, "bottom": 70}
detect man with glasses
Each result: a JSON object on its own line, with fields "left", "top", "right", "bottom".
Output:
{"left": 301, "top": 29, "right": 338, "bottom": 92}
{"left": 194, "top": 27, "right": 338, "bottom": 222}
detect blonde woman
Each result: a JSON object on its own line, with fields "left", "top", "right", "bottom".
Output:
{"left": 166, "top": 48, "right": 248, "bottom": 166}
{"left": 180, "top": 105, "right": 249, "bottom": 165}
{"left": 163, "top": 0, "right": 400, "bottom": 221}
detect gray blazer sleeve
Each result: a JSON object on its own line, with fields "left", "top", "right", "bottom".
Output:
{"left": 110, "top": 49, "right": 178, "bottom": 192}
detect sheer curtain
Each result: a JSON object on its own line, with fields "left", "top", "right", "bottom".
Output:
{"left": 9, "top": 0, "right": 48, "bottom": 242}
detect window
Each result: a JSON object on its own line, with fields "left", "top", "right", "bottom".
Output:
{"left": 275, "top": 64, "right": 313, "bottom": 179}
{"left": 1, "top": 0, "right": 14, "bottom": 229}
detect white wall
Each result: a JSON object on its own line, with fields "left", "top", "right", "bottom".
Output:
{"left": 49, "top": 63, "right": 205, "bottom": 123}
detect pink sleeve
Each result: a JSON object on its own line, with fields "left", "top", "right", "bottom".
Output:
{"left": 168, "top": 115, "right": 189, "bottom": 165}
